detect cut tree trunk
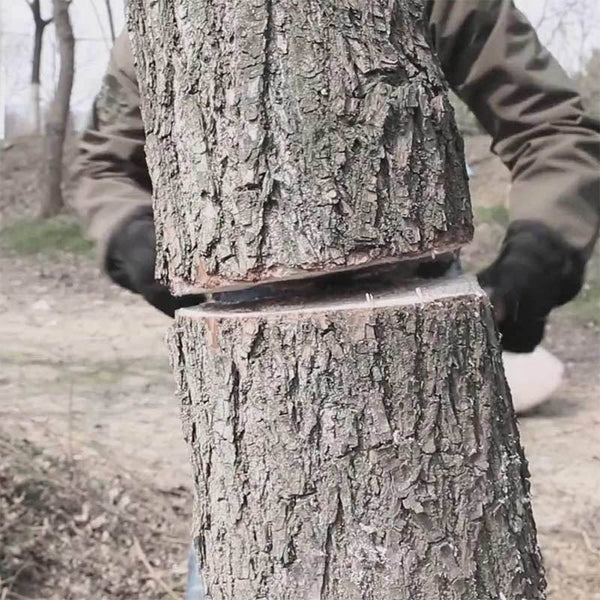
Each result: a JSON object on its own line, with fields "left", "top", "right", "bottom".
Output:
{"left": 127, "top": 1, "right": 546, "bottom": 597}
{"left": 169, "top": 276, "right": 545, "bottom": 599}
{"left": 127, "top": 0, "right": 473, "bottom": 293}
{"left": 41, "top": 0, "right": 74, "bottom": 218}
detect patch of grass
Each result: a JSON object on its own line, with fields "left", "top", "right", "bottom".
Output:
{"left": 0, "top": 216, "right": 93, "bottom": 256}
{"left": 473, "top": 204, "right": 510, "bottom": 228}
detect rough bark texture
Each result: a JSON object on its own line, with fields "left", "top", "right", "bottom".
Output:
{"left": 128, "top": 1, "right": 545, "bottom": 595}
{"left": 127, "top": 0, "right": 473, "bottom": 293}
{"left": 169, "top": 276, "right": 545, "bottom": 599}
{"left": 41, "top": 0, "right": 74, "bottom": 218}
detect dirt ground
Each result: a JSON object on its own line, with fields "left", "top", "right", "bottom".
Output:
{"left": 1, "top": 135, "right": 599, "bottom": 598}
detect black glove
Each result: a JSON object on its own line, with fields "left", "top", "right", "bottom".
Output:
{"left": 105, "top": 207, "right": 205, "bottom": 317}
{"left": 477, "top": 220, "right": 585, "bottom": 353}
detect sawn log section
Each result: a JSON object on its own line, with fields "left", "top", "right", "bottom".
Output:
{"left": 129, "top": 0, "right": 473, "bottom": 292}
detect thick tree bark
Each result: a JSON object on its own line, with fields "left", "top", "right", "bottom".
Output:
{"left": 41, "top": 0, "right": 74, "bottom": 218}
{"left": 128, "top": 1, "right": 546, "bottom": 597}
{"left": 170, "top": 276, "right": 545, "bottom": 599}
{"left": 128, "top": 0, "right": 472, "bottom": 293}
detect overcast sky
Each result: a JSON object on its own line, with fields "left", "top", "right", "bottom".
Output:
{"left": 1, "top": 0, "right": 598, "bottom": 129}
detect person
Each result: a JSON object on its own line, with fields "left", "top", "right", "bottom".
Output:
{"left": 72, "top": 1, "right": 599, "bottom": 597}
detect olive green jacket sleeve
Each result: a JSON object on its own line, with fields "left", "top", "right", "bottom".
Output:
{"left": 72, "top": 30, "right": 152, "bottom": 264}
{"left": 429, "top": 0, "right": 600, "bottom": 256}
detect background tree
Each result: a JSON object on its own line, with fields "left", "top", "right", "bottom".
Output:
{"left": 24, "top": 0, "right": 52, "bottom": 134}
{"left": 104, "top": 0, "right": 116, "bottom": 43}
{"left": 41, "top": 0, "right": 74, "bottom": 218}
{"left": 533, "top": 0, "right": 598, "bottom": 74}
{"left": 574, "top": 49, "right": 600, "bottom": 118}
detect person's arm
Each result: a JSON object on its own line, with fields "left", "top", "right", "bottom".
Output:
{"left": 73, "top": 31, "right": 203, "bottom": 316}
{"left": 74, "top": 31, "right": 151, "bottom": 268}
{"left": 429, "top": 0, "right": 599, "bottom": 254}
{"left": 429, "top": 0, "right": 599, "bottom": 351}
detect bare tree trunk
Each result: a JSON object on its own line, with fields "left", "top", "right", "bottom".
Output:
{"left": 26, "top": 0, "right": 52, "bottom": 134}
{"left": 127, "top": 1, "right": 546, "bottom": 597}
{"left": 31, "top": 26, "right": 43, "bottom": 132}
{"left": 41, "top": 0, "right": 74, "bottom": 218}
{"left": 104, "top": 0, "right": 116, "bottom": 43}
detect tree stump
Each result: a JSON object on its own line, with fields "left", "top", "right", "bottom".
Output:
{"left": 169, "top": 276, "right": 545, "bottom": 599}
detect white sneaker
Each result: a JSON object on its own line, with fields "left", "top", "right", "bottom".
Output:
{"left": 502, "top": 347, "right": 564, "bottom": 414}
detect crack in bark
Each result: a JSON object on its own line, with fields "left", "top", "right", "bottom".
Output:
{"left": 320, "top": 491, "right": 343, "bottom": 598}
{"left": 255, "top": 0, "right": 276, "bottom": 264}
{"left": 412, "top": 305, "right": 427, "bottom": 443}
{"left": 372, "top": 317, "right": 398, "bottom": 439}
{"left": 228, "top": 361, "right": 244, "bottom": 470}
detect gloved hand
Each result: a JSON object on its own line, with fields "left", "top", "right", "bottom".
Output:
{"left": 106, "top": 207, "right": 205, "bottom": 317}
{"left": 477, "top": 220, "right": 585, "bottom": 353}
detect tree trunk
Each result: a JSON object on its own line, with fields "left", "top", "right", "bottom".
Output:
{"left": 41, "top": 0, "right": 74, "bottom": 218}
{"left": 169, "top": 276, "right": 545, "bottom": 599}
{"left": 128, "top": 0, "right": 473, "bottom": 294}
{"left": 127, "top": 1, "right": 546, "bottom": 597}
{"left": 104, "top": 0, "right": 116, "bottom": 43}
{"left": 27, "top": 0, "right": 52, "bottom": 134}
{"left": 30, "top": 26, "right": 43, "bottom": 133}
{"left": 29, "top": 82, "right": 42, "bottom": 134}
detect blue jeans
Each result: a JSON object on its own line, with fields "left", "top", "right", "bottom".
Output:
{"left": 186, "top": 543, "right": 204, "bottom": 600}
